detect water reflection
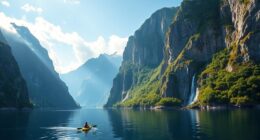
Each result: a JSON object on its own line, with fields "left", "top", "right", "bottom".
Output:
{"left": 198, "top": 110, "right": 260, "bottom": 140}
{"left": 107, "top": 109, "right": 205, "bottom": 140}
{"left": 107, "top": 109, "right": 260, "bottom": 140}
{"left": 0, "top": 110, "right": 73, "bottom": 140}
{"left": 0, "top": 111, "right": 30, "bottom": 139}
{"left": 0, "top": 109, "right": 259, "bottom": 140}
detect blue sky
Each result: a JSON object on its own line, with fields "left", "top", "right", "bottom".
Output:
{"left": 0, "top": 0, "right": 182, "bottom": 73}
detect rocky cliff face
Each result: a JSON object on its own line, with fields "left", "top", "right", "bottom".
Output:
{"left": 61, "top": 54, "right": 121, "bottom": 107}
{"left": 123, "top": 7, "right": 177, "bottom": 67}
{"left": 161, "top": 0, "right": 227, "bottom": 104}
{"left": 1, "top": 25, "right": 78, "bottom": 109}
{"left": 226, "top": 0, "right": 260, "bottom": 64}
{"left": 106, "top": 0, "right": 260, "bottom": 107}
{"left": 105, "top": 7, "right": 178, "bottom": 107}
{"left": 194, "top": 0, "right": 260, "bottom": 107}
{"left": 159, "top": 0, "right": 260, "bottom": 106}
{"left": 0, "top": 31, "right": 30, "bottom": 108}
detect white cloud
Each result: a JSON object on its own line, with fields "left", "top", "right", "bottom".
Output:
{"left": 21, "top": 4, "right": 43, "bottom": 14}
{"left": 108, "top": 35, "right": 128, "bottom": 55}
{"left": 64, "top": 0, "right": 80, "bottom": 4}
{"left": 1, "top": 1, "right": 10, "bottom": 7}
{"left": 0, "top": 12, "right": 128, "bottom": 74}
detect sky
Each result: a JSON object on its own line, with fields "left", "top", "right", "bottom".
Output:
{"left": 0, "top": 0, "right": 182, "bottom": 73}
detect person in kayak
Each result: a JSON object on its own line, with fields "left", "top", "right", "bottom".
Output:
{"left": 84, "top": 122, "right": 90, "bottom": 129}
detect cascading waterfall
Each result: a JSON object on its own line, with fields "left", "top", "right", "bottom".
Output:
{"left": 122, "top": 91, "right": 129, "bottom": 102}
{"left": 192, "top": 88, "right": 199, "bottom": 104}
{"left": 188, "top": 75, "right": 199, "bottom": 105}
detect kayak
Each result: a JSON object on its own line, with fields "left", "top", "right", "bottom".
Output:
{"left": 78, "top": 127, "right": 91, "bottom": 132}
{"left": 77, "top": 125, "right": 96, "bottom": 132}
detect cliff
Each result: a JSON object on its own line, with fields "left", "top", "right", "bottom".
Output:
{"left": 105, "top": 7, "right": 179, "bottom": 107}
{"left": 0, "top": 30, "right": 31, "bottom": 108}
{"left": 106, "top": 0, "right": 260, "bottom": 108}
{"left": 1, "top": 24, "right": 78, "bottom": 109}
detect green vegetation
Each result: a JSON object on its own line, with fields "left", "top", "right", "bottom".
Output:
{"left": 113, "top": 0, "right": 258, "bottom": 108}
{"left": 116, "top": 65, "right": 162, "bottom": 107}
{"left": 198, "top": 48, "right": 260, "bottom": 106}
{"left": 239, "top": 0, "right": 250, "bottom": 5}
{"left": 156, "top": 98, "right": 182, "bottom": 107}
{"left": 117, "top": 93, "right": 161, "bottom": 108}
{"left": 116, "top": 62, "right": 184, "bottom": 108}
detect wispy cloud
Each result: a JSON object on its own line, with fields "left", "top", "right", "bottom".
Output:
{"left": 0, "top": 13, "right": 127, "bottom": 74}
{"left": 1, "top": 1, "right": 10, "bottom": 7}
{"left": 64, "top": 0, "right": 80, "bottom": 5}
{"left": 21, "top": 4, "right": 43, "bottom": 14}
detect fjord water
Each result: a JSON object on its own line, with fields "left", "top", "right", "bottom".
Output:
{"left": 0, "top": 109, "right": 259, "bottom": 140}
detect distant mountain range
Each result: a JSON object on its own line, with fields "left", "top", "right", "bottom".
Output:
{"left": 61, "top": 53, "right": 121, "bottom": 107}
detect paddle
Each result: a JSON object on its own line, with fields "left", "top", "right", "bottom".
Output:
{"left": 91, "top": 125, "right": 97, "bottom": 128}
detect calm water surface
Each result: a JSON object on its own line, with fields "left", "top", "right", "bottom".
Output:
{"left": 0, "top": 109, "right": 259, "bottom": 140}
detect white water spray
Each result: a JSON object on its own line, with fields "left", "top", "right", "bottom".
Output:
{"left": 188, "top": 75, "right": 199, "bottom": 105}
{"left": 122, "top": 91, "right": 129, "bottom": 102}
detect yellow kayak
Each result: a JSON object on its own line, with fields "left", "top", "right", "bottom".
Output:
{"left": 77, "top": 127, "right": 91, "bottom": 132}
{"left": 80, "top": 127, "right": 91, "bottom": 132}
{"left": 77, "top": 125, "right": 96, "bottom": 132}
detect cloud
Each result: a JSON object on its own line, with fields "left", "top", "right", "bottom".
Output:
{"left": 108, "top": 35, "right": 128, "bottom": 55}
{"left": 1, "top": 1, "right": 10, "bottom": 7}
{"left": 21, "top": 4, "right": 43, "bottom": 14}
{"left": 64, "top": 0, "right": 80, "bottom": 4}
{"left": 0, "top": 12, "right": 128, "bottom": 74}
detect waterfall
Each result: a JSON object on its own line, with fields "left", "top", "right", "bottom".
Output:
{"left": 122, "top": 91, "right": 129, "bottom": 102}
{"left": 188, "top": 75, "right": 199, "bottom": 105}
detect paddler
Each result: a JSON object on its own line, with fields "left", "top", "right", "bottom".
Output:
{"left": 84, "top": 122, "right": 90, "bottom": 129}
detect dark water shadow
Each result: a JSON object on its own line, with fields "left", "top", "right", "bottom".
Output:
{"left": 106, "top": 109, "right": 260, "bottom": 140}
{"left": 0, "top": 109, "right": 74, "bottom": 140}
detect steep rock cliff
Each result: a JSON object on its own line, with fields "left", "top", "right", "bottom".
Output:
{"left": 1, "top": 25, "right": 78, "bottom": 109}
{"left": 105, "top": 7, "right": 178, "bottom": 107}
{"left": 196, "top": 0, "right": 260, "bottom": 107}
{"left": 0, "top": 30, "right": 31, "bottom": 108}
{"left": 106, "top": 0, "right": 260, "bottom": 108}
{"left": 161, "top": 0, "right": 227, "bottom": 104}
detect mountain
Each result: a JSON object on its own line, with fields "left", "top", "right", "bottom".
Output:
{"left": 105, "top": 7, "right": 179, "bottom": 107}
{"left": 61, "top": 54, "right": 121, "bottom": 107}
{"left": 0, "top": 30, "right": 31, "bottom": 108}
{"left": 11, "top": 23, "right": 56, "bottom": 73}
{"left": 106, "top": 0, "right": 260, "bottom": 108}
{"left": 1, "top": 24, "right": 78, "bottom": 109}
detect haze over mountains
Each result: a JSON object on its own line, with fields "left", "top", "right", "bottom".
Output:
{"left": 61, "top": 53, "right": 121, "bottom": 107}
{"left": 0, "top": 24, "right": 78, "bottom": 109}
{"left": 0, "top": 30, "right": 30, "bottom": 108}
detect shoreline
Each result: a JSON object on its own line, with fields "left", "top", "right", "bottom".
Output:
{"left": 1, "top": 105, "right": 260, "bottom": 111}
{"left": 104, "top": 104, "right": 260, "bottom": 111}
